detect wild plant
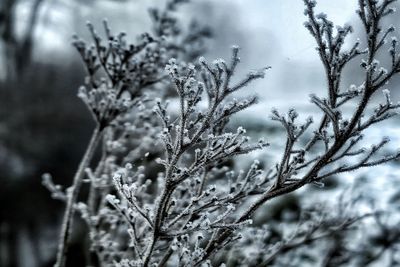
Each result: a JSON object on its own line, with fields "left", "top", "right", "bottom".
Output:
{"left": 44, "top": 0, "right": 400, "bottom": 266}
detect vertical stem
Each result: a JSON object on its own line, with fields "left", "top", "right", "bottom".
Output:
{"left": 142, "top": 150, "right": 184, "bottom": 267}
{"left": 142, "top": 186, "right": 173, "bottom": 267}
{"left": 55, "top": 126, "right": 103, "bottom": 267}
{"left": 87, "top": 147, "right": 107, "bottom": 215}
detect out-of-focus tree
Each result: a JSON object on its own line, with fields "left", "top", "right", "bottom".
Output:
{"left": 0, "top": 1, "right": 215, "bottom": 266}
{"left": 0, "top": 0, "right": 45, "bottom": 80}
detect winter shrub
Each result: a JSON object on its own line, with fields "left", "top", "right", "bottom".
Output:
{"left": 44, "top": 0, "right": 400, "bottom": 266}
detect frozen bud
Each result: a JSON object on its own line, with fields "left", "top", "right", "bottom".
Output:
{"left": 360, "top": 59, "right": 368, "bottom": 68}
{"left": 288, "top": 108, "right": 298, "bottom": 119}
{"left": 242, "top": 136, "right": 250, "bottom": 142}
{"left": 171, "top": 239, "right": 179, "bottom": 251}
{"left": 201, "top": 218, "right": 211, "bottom": 228}
{"left": 316, "top": 12, "right": 327, "bottom": 19}
{"left": 185, "top": 77, "right": 196, "bottom": 88}
{"left": 237, "top": 127, "right": 246, "bottom": 134}
{"left": 76, "top": 202, "right": 87, "bottom": 211}
{"left": 182, "top": 235, "right": 189, "bottom": 242}
{"left": 303, "top": 21, "right": 312, "bottom": 28}
{"left": 77, "top": 86, "right": 88, "bottom": 101}
{"left": 227, "top": 203, "right": 235, "bottom": 211}
{"left": 382, "top": 89, "right": 390, "bottom": 97}
{"left": 105, "top": 194, "right": 119, "bottom": 205}
{"left": 199, "top": 56, "right": 206, "bottom": 64}
{"left": 188, "top": 63, "right": 195, "bottom": 70}
{"left": 197, "top": 82, "right": 205, "bottom": 91}
{"left": 113, "top": 172, "right": 122, "bottom": 181}
{"left": 168, "top": 58, "right": 176, "bottom": 65}
{"left": 213, "top": 58, "right": 225, "bottom": 66}
{"left": 125, "top": 163, "right": 133, "bottom": 170}
{"left": 165, "top": 58, "right": 178, "bottom": 75}
{"left": 231, "top": 45, "right": 240, "bottom": 51}
{"left": 379, "top": 67, "right": 388, "bottom": 74}
{"left": 86, "top": 21, "right": 94, "bottom": 30}
{"left": 42, "top": 173, "right": 52, "bottom": 184}
{"left": 155, "top": 158, "right": 164, "bottom": 164}
{"left": 343, "top": 23, "right": 353, "bottom": 32}
{"left": 248, "top": 68, "right": 268, "bottom": 79}
{"left": 383, "top": 89, "right": 393, "bottom": 105}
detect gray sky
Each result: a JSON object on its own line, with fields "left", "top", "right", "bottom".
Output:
{"left": 23, "top": 0, "right": 361, "bottom": 106}
{"left": 182, "top": 0, "right": 361, "bottom": 107}
{"left": 235, "top": 0, "right": 357, "bottom": 61}
{"left": 12, "top": 0, "right": 400, "bottom": 181}
{"left": 31, "top": 0, "right": 358, "bottom": 61}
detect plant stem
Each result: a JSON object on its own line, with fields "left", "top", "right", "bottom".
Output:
{"left": 55, "top": 126, "right": 103, "bottom": 267}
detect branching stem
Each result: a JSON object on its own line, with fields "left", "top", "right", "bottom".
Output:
{"left": 55, "top": 126, "right": 103, "bottom": 267}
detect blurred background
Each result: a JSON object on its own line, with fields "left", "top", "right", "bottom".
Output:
{"left": 1, "top": 0, "right": 400, "bottom": 266}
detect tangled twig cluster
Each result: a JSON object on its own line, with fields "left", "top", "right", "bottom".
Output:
{"left": 44, "top": 0, "right": 400, "bottom": 266}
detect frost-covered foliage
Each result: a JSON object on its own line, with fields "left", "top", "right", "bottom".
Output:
{"left": 44, "top": 0, "right": 400, "bottom": 266}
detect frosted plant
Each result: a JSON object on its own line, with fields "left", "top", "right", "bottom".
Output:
{"left": 44, "top": 0, "right": 400, "bottom": 266}
{"left": 229, "top": 190, "right": 371, "bottom": 266}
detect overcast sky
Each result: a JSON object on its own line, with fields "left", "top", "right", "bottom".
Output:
{"left": 32, "top": 0, "right": 358, "bottom": 61}
{"left": 234, "top": 0, "right": 358, "bottom": 61}
{"left": 13, "top": 0, "right": 400, "bottom": 169}
{"left": 213, "top": 0, "right": 360, "bottom": 105}
{"left": 26, "top": 0, "right": 362, "bottom": 105}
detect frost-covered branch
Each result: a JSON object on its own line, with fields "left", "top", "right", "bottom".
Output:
{"left": 45, "top": 0, "right": 400, "bottom": 266}
{"left": 196, "top": 0, "right": 400, "bottom": 263}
